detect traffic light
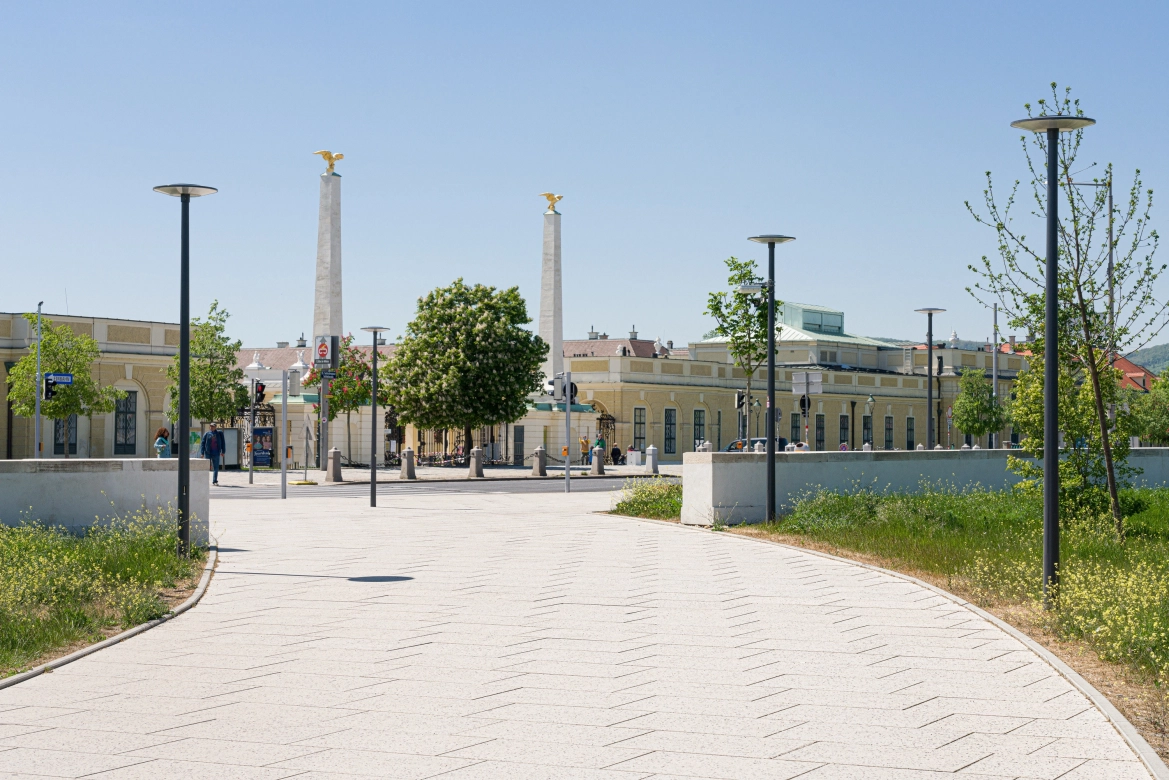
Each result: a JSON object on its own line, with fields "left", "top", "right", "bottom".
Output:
{"left": 43, "top": 376, "right": 56, "bottom": 401}
{"left": 254, "top": 382, "right": 266, "bottom": 403}
{"left": 735, "top": 391, "right": 745, "bottom": 409}
{"left": 568, "top": 382, "right": 578, "bottom": 404}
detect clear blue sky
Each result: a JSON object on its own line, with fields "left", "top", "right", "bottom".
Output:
{"left": 3, "top": 2, "right": 1166, "bottom": 350}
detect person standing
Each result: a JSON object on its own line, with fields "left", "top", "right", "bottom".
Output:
{"left": 200, "top": 423, "right": 226, "bottom": 485}
{"left": 153, "top": 427, "right": 170, "bottom": 458}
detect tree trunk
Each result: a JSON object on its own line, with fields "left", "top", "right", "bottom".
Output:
{"left": 464, "top": 423, "right": 473, "bottom": 463}
{"left": 346, "top": 411, "right": 352, "bottom": 465}
{"left": 1075, "top": 291, "right": 1123, "bottom": 536}
{"left": 744, "top": 374, "right": 752, "bottom": 441}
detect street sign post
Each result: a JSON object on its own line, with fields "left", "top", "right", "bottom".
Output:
{"left": 45, "top": 373, "right": 74, "bottom": 385}
{"left": 792, "top": 372, "right": 822, "bottom": 445}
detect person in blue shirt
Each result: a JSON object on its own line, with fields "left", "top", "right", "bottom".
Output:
{"left": 199, "top": 423, "right": 227, "bottom": 485}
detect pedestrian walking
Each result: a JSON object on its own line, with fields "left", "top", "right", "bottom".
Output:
{"left": 199, "top": 423, "right": 227, "bottom": 485}
{"left": 153, "top": 427, "right": 170, "bottom": 458}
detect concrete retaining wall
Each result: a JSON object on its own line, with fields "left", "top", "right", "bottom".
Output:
{"left": 681, "top": 448, "right": 1169, "bottom": 526}
{"left": 0, "top": 459, "right": 209, "bottom": 546}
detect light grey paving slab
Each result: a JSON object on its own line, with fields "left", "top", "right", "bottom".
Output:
{"left": 0, "top": 490, "right": 1153, "bottom": 780}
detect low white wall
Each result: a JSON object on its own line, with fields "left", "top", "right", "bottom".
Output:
{"left": 0, "top": 459, "right": 209, "bottom": 546}
{"left": 681, "top": 448, "right": 1169, "bottom": 526}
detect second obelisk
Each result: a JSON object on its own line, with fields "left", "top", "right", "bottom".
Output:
{"left": 313, "top": 151, "right": 344, "bottom": 340}
{"left": 539, "top": 193, "right": 563, "bottom": 381}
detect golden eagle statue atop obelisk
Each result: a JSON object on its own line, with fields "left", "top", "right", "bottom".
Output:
{"left": 314, "top": 150, "right": 344, "bottom": 174}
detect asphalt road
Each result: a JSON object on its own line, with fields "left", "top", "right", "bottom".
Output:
{"left": 209, "top": 474, "right": 651, "bottom": 500}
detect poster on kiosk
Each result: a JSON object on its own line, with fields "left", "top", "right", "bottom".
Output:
{"left": 252, "top": 427, "right": 274, "bottom": 467}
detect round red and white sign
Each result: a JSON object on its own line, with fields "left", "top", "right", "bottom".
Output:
{"left": 317, "top": 341, "right": 329, "bottom": 358}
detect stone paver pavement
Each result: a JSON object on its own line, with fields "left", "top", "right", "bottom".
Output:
{"left": 0, "top": 490, "right": 1152, "bottom": 779}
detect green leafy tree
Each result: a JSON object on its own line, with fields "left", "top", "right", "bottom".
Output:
{"left": 386, "top": 279, "right": 546, "bottom": 448}
{"left": 706, "top": 257, "right": 776, "bottom": 439}
{"left": 165, "top": 301, "right": 248, "bottom": 424}
{"left": 1008, "top": 354, "right": 1136, "bottom": 520}
{"left": 302, "top": 335, "right": 391, "bottom": 463}
{"left": 6, "top": 314, "right": 123, "bottom": 455}
{"left": 951, "top": 368, "right": 1008, "bottom": 442}
{"left": 967, "top": 83, "right": 1164, "bottom": 534}
{"left": 1128, "top": 372, "right": 1169, "bottom": 445}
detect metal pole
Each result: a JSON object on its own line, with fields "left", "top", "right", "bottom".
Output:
{"left": 280, "top": 369, "right": 287, "bottom": 499}
{"left": 1043, "top": 127, "right": 1060, "bottom": 604}
{"left": 926, "top": 313, "right": 934, "bottom": 449}
{"left": 249, "top": 377, "right": 255, "bottom": 484}
{"left": 370, "top": 335, "right": 378, "bottom": 507}
{"left": 34, "top": 302, "right": 42, "bottom": 459}
{"left": 992, "top": 304, "right": 999, "bottom": 448}
{"left": 320, "top": 377, "right": 330, "bottom": 471}
{"left": 177, "top": 193, "right": 191, "bottom": 557}
{"left": 564, "top": 370, "right": 572, "bottom": 493}
{"left": 766, "top": 241, "right": 776, "bottom": 522}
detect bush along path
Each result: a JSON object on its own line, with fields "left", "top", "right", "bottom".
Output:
{"left": 612, "top": 478, "right": 1169, "bottom": 763}
{"left": 0, "top": 508, "right": 208, "bottom": 678}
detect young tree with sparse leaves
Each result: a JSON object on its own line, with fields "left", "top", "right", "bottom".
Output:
{"left": 967, "top": 83, "right": 1163, "bottom": 535}
{"left": 951, "top": 368, "right": 1008, "bottom": 443}
{"left": 386, "top": 279, "right": 546, "bottom": 450}
{"left": 706, "top": 257, "right": 776, "bottom": 440}
{"left": 7, "top": 314, "right": 123, "bottom": 456}
{"left": 165, "top": 301, "right": 248, "bottom": 424}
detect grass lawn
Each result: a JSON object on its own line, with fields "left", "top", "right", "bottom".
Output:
{"left": 613, "top": 478, "right": 1169, "bottom": 759}
{"left": 0, "top": 509, "right": 206, "bottom": 677}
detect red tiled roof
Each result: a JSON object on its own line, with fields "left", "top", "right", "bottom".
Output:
{"left": 235, "top": 344, "right": 395, "bottom": 371}
{"left": 563, "top": 339, "right": 679, "bottom": 358}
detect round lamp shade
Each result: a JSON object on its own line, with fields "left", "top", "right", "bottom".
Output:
{"left": 153, "top": 184, "right": 218, "bottom": 197}
{"left": 748, "top": 235, "right": 796, "bottom": 244}
{"left": 915, "top": 308, "right": 946, "bottom": 315}
{"left": 1010, "top": 116, "right": 1095, "bottom": 133}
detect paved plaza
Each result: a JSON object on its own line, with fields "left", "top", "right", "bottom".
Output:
{"left": 0, "top": 487, "right": 1154, "bottom": 779}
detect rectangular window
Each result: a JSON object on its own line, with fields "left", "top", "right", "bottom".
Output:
{"left": 513, "top": 425, "right": 524, "bottom": 466}
{"left": 815, "top": 414, "right": 825, "bottom": 451}
{"left": 693, "top": 409, "right": 705, "bottom": 449}
{"left": 114, "top": 391, "right": 137, "bottom": 455}
{"left": 633, "top": 407, "right": 646, "bottom": 452}
{"left": 838, "top": 414, "right": 849, "bottom": 448}
{"left": 1011, "top": 428, "right": 1019, "bottom": 446}
{"left": 819, "top": 350, "right": 838, "bottom": 364}
{"left": 884, "top": 415, "right": 894, "bottom": 450}
{"left": 716, "top": 410, "right": 722, "bottom": 450}
{"left": 862, "top": 415, "right": 872, "bottom": 445}
{"left": 664, "top": 408, "right": 676, "bottom": 454}
{"left": 906, "top": 418, "right": 915, "bottom": 450}
{"left": 791, "top": 412, "right": 801, "bottom": 444}
{"left": 54, "top": 414, "right": 78, "bottom": 455}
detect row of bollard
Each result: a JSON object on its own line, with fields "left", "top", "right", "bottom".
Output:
{"left": 394, "top": 445, "right": 662, "bottom": 480}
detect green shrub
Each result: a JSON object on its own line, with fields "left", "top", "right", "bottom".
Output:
{"left": 613, "top": 478, "right": 683, "bottom": 520}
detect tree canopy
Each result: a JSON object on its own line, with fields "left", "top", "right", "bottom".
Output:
{"left": 7, "top": 313, "right": 123, "bottom": 424}
{"left": 951, "top": 368, "right": 1007, "bottom": 440}
{"left": 165, "top": 301, "right": 247, "bottom": 423}
{"left": 706, "top": 257, "right": 775, "bottom": 437}
{"left": 386, "top": 279, "right": 546, "bottom": 442}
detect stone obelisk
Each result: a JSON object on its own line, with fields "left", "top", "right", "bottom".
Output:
{"left": 313, "top": 151, "right": 343, "bottom": 341}
{"left": 539, "top": 193, "right": 563, "bottom": 381}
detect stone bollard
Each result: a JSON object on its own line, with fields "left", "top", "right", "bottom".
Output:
{"left": 916, "top": 443, "right": 925, "bottom": 451}
{"left": 468, "top": 447, "right": 485, "bottom": 478}
{"left": 961, "top": 443, "right": 971, "bottom": 450}
{"left": 325, "top": 448, "right": 343, "bottom": 483}
{"left": 753, "top": 441, "right": 765, "bottom": 453}
{"left": 862, "top": 442, "right": 872, "bottom": 451}
{"left": 934, "top": 444, "right": 943, "bottom": 450}
{"left": 531, "top": 446, "right": 547, "bottom": 477}
{"left": 590, "top": 447, "right": 605, "bottom": 475}
{"left": 645, "top": 444, "right": 659, "bottom": 475}
{"left": 400, "top": 447, "right": 417, "bottom": 480}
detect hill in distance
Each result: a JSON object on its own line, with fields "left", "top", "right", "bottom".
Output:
{"left": 1127, "top": 343, "right": 1169, "bottom": 376}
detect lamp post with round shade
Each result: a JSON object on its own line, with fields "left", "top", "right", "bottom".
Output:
{"left": 153, "top": 184, "right": 217, "bottom": 557}
{"left": 361, "top": 326, "right": 390, "bottom": 507}
{"left": 746, "top": 235, "right": 795, "bottom": 523}
{"left": 1009, "top": 114, "right": 1095, "bottom": 604}
{"left": 914, "top": 308, "right": 945, "bottom": 450}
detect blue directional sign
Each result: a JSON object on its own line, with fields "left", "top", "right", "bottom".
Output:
{"left": 45, "top": 373, "right": 73, "bottom": 385}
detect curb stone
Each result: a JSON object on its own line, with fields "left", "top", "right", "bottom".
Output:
{"left": 620, "top": 514, "right": 1169, "bottom": 780}
{"left": 0, "top": 541, "right": 219, "bottom": 691}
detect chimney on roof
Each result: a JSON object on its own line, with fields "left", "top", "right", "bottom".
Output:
{"left": 276, "top": 341, "right": 289, "bottom": 349}
{"left": 1009, "top": 335, "right": 1016, "bottom": 353}
{"left": 588, "top": 325, "right": 598, "bottom": 340}
{"left": 666, "top": 340, "right": 673, "bottom": 350}
{"left": 599, "top": 332, "right": 608, "bottom": 340}
{"left": 296, "top": 333, "right": 307, "bottom": 348}
{"left": 629, "top": 325, "right": 638, "bottom": 339}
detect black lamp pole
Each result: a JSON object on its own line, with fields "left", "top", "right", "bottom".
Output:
{"left": 915, "top": 308, "right": 944, "bottom": 449}
{"left": 362, "top": 326, "right": 389, "bottom": 507}
{"left": 154, "top": 184, "right": 217, "bottom": 557}
{"left": 747, "top": 235, "right": 795, "bottom": 523}
{"left": 1010, "top": 115, "right": 1095, "bottom": 604}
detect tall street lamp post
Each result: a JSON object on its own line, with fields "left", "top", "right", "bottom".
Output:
{"left": 361, "top": 326, "right": 389, "bottom": 507}
{"left": 746, "top": 235, "right": 795, "bottom": 523}
{"left": 153, "top": 184, "right": 218, "bottom": 557}
{"left": 915, "top": 308, "right": 945, "bottom": 449}
{"left": 1010, "top": 114, "right": 1095, "bottom": 603}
